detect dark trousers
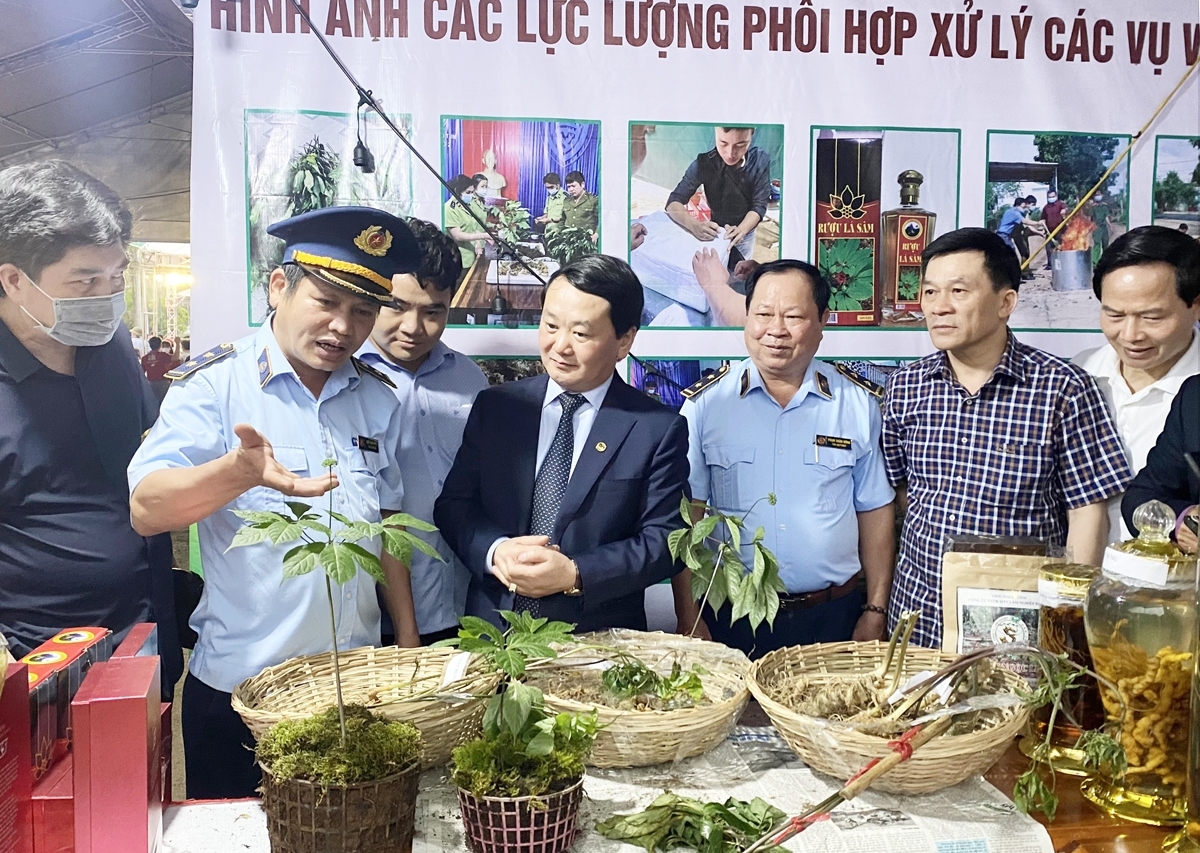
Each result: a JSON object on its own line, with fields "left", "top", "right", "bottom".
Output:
{"left": 182, "top": 672, "right": 261, "bottom": 800}
{"left": 706, "top": 587, "right": 864, "bottom": 660}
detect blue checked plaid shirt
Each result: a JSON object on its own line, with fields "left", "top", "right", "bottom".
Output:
{"left": 881, "top": 333, "right": 1132, "bottom": 648}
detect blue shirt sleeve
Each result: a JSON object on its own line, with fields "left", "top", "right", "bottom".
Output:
{"left": 680, "top": 397, "right": 711, "bottom": 503}
{"left": 128, "top": 373, "right": 229, "bottom": 496}
{"left": 852, "top": 401, "right": 896, "bottom": 512}
{"left": 997, "top": 207, "right": 1022, "bottom": 236}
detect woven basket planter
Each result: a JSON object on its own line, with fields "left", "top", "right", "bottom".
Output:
{"left": 260, "top": 760, "right": 420, "bottom": 853}
{"left": 457, "top": 778, "right": 583, "bottom": 853}
{"left": 234, "top": 646, "right": 503, "bottom": 769}
{"left": 747, "top": 640, "right": 1029, "bottom": 794}
{"left": 531, "top": 629, "right": 750, "bottom": 768}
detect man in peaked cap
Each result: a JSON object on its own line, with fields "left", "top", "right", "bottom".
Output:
{"left": 128, "top": 207, "right": 424, "bottom": 799}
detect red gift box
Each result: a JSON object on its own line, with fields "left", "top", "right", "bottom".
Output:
{"left": 0, "top": 662, "right": 33, "bottom": 853}
{"left": 71, "top": 657, "right": 162, "bottom": 853}
{"left": 31, "top": 754, "right": 72, "bottom": 853}
{"left": 110, "top": 624, "right": 173, "bottom": 804}
{"left": 21, "top": 628, "right": 111, "bottom": 777}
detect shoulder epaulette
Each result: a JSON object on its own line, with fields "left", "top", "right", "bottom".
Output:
{"left": 352, "top": 356, "right": 397, "bottom": 389}
{"left": 165, "top": 343, "right": 235, "bottom": 381}
{"left": 680, "top": 363, "right": 729, "bottom": 400}
{"left": 834, "top": 361, "right": 886, "bottom": 399}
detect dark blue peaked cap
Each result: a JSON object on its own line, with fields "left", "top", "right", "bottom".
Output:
{"left": 266, "top": 206, "right": 421, "bottom": 305}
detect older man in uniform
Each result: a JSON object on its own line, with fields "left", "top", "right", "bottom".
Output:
{"left": 677, "top": 259, "right": 895, "bottom": 658}
{"left": 128, "top": 207, "right": 422, "bottom": 799}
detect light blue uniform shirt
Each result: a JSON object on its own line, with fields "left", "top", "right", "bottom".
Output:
{"left": 129, "top": 321, "right": 405, "bottom": 692}
{"left": 680, "top": 358, "right": 894, "bottom": 593}
{"left": 356, "top": 339, "right": 489, "bottom": 635}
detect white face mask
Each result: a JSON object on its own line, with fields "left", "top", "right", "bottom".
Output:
{"left": 20, "top": 278, "right": 126, "bottom": 347}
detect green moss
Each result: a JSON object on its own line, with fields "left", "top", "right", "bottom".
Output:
{"left": 451, "top": 729, "right": 588, "bottom": 799}
{"left": 256, "top": 705, "right": 423, "bottom": 787}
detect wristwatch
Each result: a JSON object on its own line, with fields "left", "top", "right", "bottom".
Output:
{"left": 563, "top": 559, "right": 583, "bottom": 596}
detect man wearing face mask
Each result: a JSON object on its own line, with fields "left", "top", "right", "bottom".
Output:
{"left": 0, "top": 161, "right": 182, "bottom": 694}
{"left": 536, "top": 173, "right": 566, "bottom": 235}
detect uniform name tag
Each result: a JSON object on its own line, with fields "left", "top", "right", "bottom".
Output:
{"left": 353, "top": 436, "right": 380, "bottom": 453}
{"left": 815, "top": 435, "right": 853, "bottom": 450}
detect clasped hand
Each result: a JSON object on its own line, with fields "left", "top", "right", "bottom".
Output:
{"left": 490, "top": 535, "right": 577, "bottom": 598}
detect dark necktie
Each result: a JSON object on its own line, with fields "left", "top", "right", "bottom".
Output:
{"left": 513, "top": 392, "right": 586, "bottom": 616}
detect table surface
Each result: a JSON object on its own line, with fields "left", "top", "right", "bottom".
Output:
{"left": 982, "top": 743, "right": 1175, "bottom": 853}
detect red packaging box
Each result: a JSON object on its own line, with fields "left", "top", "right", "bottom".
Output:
{"left": 110, "top": 625, "right": 172, "bottom": 806}
{"left": 0, "top": 662, "right": 33, "bottom": 853}
{"left": 71, "top": 657, "right": 162, "bottom": 853}
{"left": 21, "top": 629, "right": 111, "bottom": 777}
{"left": 31, "top": 754, "right": 72, "bottom": 853}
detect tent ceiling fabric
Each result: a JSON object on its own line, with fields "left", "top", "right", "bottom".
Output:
{"left": 0, "top": 0, "right": 193, "bottom": 241}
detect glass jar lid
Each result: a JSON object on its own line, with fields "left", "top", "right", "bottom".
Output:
{"left": 1038, "top": 562, "right": 1099, "bottom": 605}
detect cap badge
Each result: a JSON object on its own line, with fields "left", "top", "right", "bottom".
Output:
{"left": 354, "top": 225, "right": 393, "bottom": 257}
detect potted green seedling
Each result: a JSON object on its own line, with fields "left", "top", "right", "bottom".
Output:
{"left": 229, "top": 459, "right": 441, "bottom": 853}
{"left": 440, "top": 612, "right": 599, "bottom": 853}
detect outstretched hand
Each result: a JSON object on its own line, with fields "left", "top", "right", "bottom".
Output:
{"left": 231, "top": 423, "right": 339, "bottom": 498}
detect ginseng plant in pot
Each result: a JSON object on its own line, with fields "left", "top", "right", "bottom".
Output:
{"left": 440, "top": 611, "right": 600, "bottom": 853}
{"left": 229, "top": 459, "right": 441, "bottom": 853}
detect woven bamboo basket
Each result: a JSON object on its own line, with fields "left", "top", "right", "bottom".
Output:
{"left": 233, "top": 646, "right": 502, "bottom": 769}
{"left": 529, "top": 629, "right": 750, "bottom": 768}
{"left": 747, "top": 641, "right": 1029, "bottom": 794}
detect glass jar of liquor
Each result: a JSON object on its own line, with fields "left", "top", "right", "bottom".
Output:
{"left": 880, "top": 170, "right": 936, "bottom": 324}
{"left": 1019, "top": 562, "right": 1103, "bottom": 775}
{"left": 1083, "top": 501, "right": 1199, "bottom": 826}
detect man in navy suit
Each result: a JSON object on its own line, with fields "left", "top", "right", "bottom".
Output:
{"left": 434, "top": 254, "right": 690, "bottom": 631}
{"left": 1123, "top": 374, "right": 1200, "bottom": 553}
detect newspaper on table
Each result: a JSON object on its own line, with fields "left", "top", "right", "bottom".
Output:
{"left": 630, "top": 210, "right": 731, "bottom": 312}
{"left": 162, "top": 727, "right": 1052, "bottom": 853}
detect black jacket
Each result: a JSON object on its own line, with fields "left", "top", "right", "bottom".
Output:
{"left": 1123, "top": 374, "right": 1200, "bottom": 533}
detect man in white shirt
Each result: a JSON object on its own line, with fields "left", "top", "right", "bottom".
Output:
{"left": 1074, "top": 225, "right": 1200, "bottom": 541}
{"left": 355, "top": 219, "right": 489, "bottom": 644}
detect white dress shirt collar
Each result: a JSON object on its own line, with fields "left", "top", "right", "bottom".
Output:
{"left": 542, "top": 372, "right": 614, "bottom": 413}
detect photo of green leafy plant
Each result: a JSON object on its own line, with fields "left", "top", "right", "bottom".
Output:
{"left": 244, "top": 110, "right": 414, "bottom": 326}
{"left": 897, "top": 266, "right": 921, "bottom": 302}
{"left": 818, "top": 238, "right": 876, "bottom": 312}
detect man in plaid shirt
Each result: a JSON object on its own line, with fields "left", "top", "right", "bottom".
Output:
{"left": 882, "top": 228, "right": 1132, "bottom": 647}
